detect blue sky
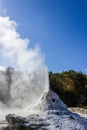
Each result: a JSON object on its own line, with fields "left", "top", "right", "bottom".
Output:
{"left": 1, "top": 0, "right": 87, "bottom": 73}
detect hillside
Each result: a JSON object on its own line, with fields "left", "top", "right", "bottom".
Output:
{"left": 49, "top": 70, "right": 87, "bottom": 107}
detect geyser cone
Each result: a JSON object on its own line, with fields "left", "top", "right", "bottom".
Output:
{"left": 32, "top": 90, "right": 67, "bottom": 111}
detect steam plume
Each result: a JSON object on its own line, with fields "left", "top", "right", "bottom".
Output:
{"left": 0, "top": 16, "right": 49, "bottom": 109}
{"left": 0, "top": 16, "right": 46, "bottom": 71}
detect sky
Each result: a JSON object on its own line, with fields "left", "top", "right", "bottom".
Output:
{"left": 0, "top": 0, "right": 87, "bottom": 73}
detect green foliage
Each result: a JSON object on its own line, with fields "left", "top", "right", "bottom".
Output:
{"left": 49, "top": 70, "right": 87, "bottom": 107}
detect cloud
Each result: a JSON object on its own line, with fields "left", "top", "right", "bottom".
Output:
{"left": 0, "top": 16, "right": 45, "bottom": 71}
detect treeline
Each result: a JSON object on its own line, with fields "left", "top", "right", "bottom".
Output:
{"left": 49, "top": 70, "right": 87, "bottom": 107}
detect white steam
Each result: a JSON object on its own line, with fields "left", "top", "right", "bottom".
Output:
{"left": 0, "top": 16, "right": 45, "bottom": 71}
{"left": 0, "top": 16, "right": 49, "bottom": 110}
{"left": 0, "top": 65, "right": 6, "bottom": 71}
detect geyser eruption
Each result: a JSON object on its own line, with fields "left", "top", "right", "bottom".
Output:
{"left": 0, "top": 17, "right": 87, "bottom": 130}
{"left": 0, "top": 16, "right": 49, "bottom": 111}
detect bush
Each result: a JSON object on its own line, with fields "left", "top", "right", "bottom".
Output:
{"left": 49, "top": 70, "right": 87, "bottom": 107}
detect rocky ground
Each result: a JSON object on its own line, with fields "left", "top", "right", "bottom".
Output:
{"left": 68, "top": 107, "right": 87, "bottom": 118}
{"left": 68, "top": 107, "right": 87, "bottom": 114}
{"left": 0, "top": 91, "right": 87, "bottom": 130}
{"left": 0, "top": 110, "right": 87, "bottom": 130}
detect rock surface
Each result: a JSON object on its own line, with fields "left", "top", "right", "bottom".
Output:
{"left": 0, "top": 90, "right": 87, "bottom": 130}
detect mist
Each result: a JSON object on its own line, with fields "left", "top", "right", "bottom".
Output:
{"left": 0, "top": 16, "right": 49, "bottom": 114}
